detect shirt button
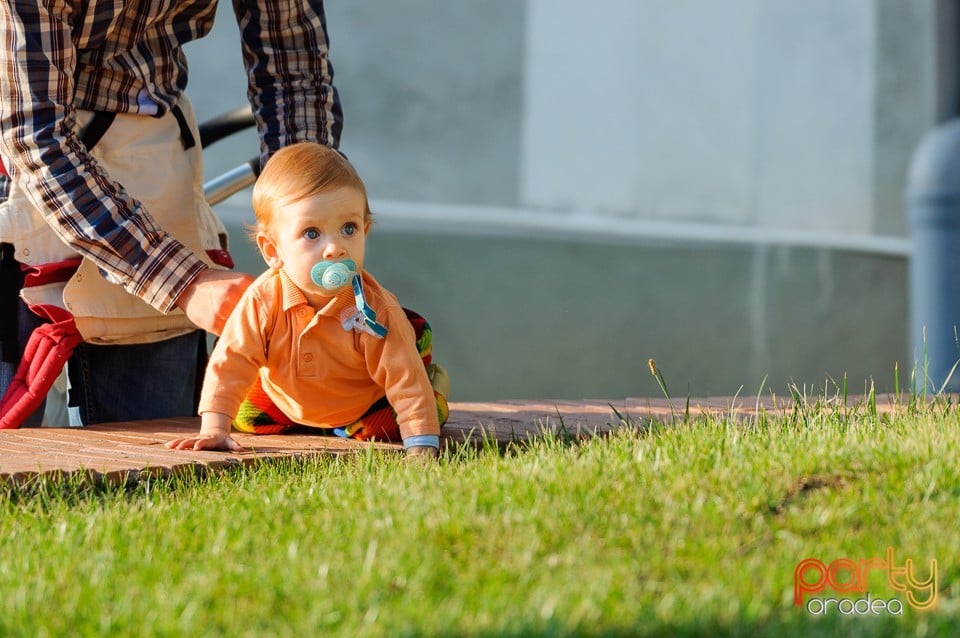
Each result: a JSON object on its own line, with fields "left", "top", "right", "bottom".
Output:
{"left": 303, "top": 353, "right": 314, "bottom": 363}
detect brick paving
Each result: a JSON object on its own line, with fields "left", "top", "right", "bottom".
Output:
{"left": 0, "top": 394, "right": 904, "bottom": 484}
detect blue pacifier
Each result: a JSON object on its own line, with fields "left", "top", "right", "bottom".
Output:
{"left": 310, "top": 259, "right": 358, "bottom": 291}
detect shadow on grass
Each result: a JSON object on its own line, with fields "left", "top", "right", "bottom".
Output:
{"left": 444, "top": 408, "right": 665, "bottom": 460}
{"left": 429, "top": 613, "right": 943, "bottom": 638}
{"left": 0, "top": 452, "right": 345, "bottom": 506}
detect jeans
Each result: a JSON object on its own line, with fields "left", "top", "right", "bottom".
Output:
{"left": 66, "top": 329, "right": 207, "bottom": 425}
{"left": 0, "top": 299, "right": 206, "bottom": 426}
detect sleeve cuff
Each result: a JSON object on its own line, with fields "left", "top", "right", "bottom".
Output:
{"left": 128, "top": 236, "right": 208, "bottom": 313}
{"left": 403, "top": 434, "right": 440, "bottom": 450}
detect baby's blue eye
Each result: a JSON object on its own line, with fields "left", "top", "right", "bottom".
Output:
{"left": 342, "top": 223, "right": 357, "bottom": 237}
{"left": 304, "top": 228, "right": 320, "bottom": 240}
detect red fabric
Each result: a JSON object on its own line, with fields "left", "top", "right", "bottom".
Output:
{"left": 350, "top": 400, "right": 402, "bottom": 442}
{"left": 0, "top": 304, "right": 82, "bottom": 428}
{"left": 0, "top": 158, "right": 6, "bottom": 177}
{"left": 0, "top": 259, "right": 82, "bottom": 428}
{"left": 205, "top": 249, "right": 234, "bottom": 269}
{"left": 22, "top": 258, "right": 83, "bottom": 287}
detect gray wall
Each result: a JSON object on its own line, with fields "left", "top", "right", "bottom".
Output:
{"left": 190, "top": 0, "right": 936, "bottom": 227}
{"left": 188, "top": 1, "right": 934, "bottom": 401}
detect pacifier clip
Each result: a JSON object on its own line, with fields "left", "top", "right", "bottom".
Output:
{"left": 350, "top": 275, "right": 388, "bottom": 339}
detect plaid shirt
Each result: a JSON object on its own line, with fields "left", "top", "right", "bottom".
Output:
{"left": 0, "top": 0, "right": 342, "bottom": 312}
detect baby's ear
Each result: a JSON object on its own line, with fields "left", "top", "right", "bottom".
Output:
{"left": 256, "top": 232, "right": 283, "bottom": 269}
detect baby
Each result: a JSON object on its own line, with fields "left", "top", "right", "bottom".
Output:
{"left": 167, "top": 142, "right": 448, "bottom": 457}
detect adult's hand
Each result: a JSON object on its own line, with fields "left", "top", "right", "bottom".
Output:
{"left": 175, "top": 269, "right": 254, "bottom": 335}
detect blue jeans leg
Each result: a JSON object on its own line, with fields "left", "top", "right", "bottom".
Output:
{"left": 66, "top": 330, "right": 207, "bottom": 425}
{"left": 0, "top": 300, "right": 47, "bottom": 427}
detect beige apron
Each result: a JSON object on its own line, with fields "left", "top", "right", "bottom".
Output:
{"left": 0, "top": 96, "right": 231, "bottom": 345}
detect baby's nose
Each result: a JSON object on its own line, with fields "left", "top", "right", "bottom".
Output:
{"left": 323, "top": 241, "right": 346, "bottom": 258}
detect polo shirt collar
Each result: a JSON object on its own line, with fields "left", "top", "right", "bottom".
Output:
{"left": 278, "top": 268, "right": 309, "bottom": 312}
{"left": 278, "top": 268, "right": 356, "bottom": 316}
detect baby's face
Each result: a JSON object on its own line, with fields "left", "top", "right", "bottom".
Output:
{"left": 258, "top": 186, "right": 369, "bottom": 308}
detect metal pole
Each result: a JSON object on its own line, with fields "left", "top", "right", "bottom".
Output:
{"left": 936, "top": 0, "right": 960, "bottom": 123}
{"left": 203, "top": 159, "right": 260, "bottom": 206}
{"left": 906, "top": 1, "right": 960, "bottom": 391}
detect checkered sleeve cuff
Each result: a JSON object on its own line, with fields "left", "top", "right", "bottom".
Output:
{"left": 128, "top": 235, "right": 208, "bottom": 313}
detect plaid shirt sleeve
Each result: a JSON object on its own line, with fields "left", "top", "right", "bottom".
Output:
{"left": 233, "top": 0, "right": 344, "bottom": 167}
{"left": 0, "top": 0, "right": 343, "bottom": 312}
{"left": 0, "top": 0, "right": 206, "bottom": 313}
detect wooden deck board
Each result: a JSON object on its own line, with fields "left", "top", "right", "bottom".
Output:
{"left": 0, "top": 394, "right": 907, "bottom": 484}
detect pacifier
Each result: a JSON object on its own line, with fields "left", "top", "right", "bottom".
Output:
{"left": 310, "top": 259, "right": 358, "bottom": 291}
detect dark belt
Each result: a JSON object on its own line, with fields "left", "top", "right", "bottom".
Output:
{"left": 80, "top": 103, "right": 196, "bottom": 152}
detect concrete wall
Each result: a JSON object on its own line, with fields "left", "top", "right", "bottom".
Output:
{"left": 218, "top": 202, "right": 907, "bottom": 401}
{"left": 190, "top": 0, "right": 935, "bottom": 228}
{"left": 186, "top": 1, "right": 937, "bottom": 400}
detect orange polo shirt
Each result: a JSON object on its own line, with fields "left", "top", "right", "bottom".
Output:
{"left": 198, "top": 268, "right": 440, "bottom": 440}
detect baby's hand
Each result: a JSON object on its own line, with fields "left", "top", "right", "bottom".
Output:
{"left": 165, "top": 433, "right": 245, "bottom": 452}
{"left": 405, "top": 445, "right": 439, "bottom": 462}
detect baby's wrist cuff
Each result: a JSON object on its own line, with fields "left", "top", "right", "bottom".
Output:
{"left": 403, "top": 435, "right": 440, "bottom": 450}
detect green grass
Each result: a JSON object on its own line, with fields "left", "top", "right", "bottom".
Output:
{"left": 1, "top": 398, "right": 959, "bottom": 636}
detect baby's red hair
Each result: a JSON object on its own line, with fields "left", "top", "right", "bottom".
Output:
{"left": 251, "top": 142, "right": 371, "bottom": 237}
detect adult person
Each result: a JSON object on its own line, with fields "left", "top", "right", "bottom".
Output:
{"left": 0, "top": 1, "right": 343, "bottom": 426}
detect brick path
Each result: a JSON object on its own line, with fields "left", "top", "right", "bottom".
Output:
{"left": 0, "top": 394, "right": 903, "bottom": 484}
